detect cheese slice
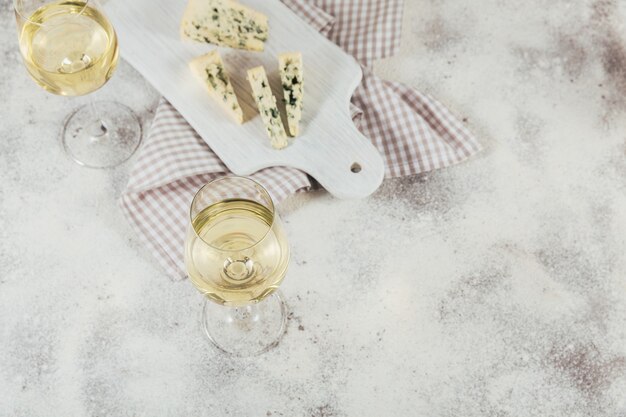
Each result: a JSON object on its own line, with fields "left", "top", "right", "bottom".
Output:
{"left": 278, "top": 52, "right": 303, "bottom": 137}
{"left": 247, "top": 66, "right": 289, "bottom": 149}
{"left": 181, "top": 0, "right": 268, "bottom": 51}
{"left": 190, "top": 51, "right": 244, "bottom": 124}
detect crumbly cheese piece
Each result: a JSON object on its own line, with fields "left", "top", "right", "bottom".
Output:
{"left": 190, "top": 51, "right": 244, "bottom": 124}
{"left": 181, "top": 0, "right": 268, "bottom": 51}
{"left": 247, "top": 66, "right": 288, "bottom": 149}
{"left": 278, "top": 52, "right": 303, "bottom": 137}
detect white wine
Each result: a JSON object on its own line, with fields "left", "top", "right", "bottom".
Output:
{"left": 18, "top": 0, "right": 118, "bottom": 96}
{"left": 185, "top": 199, "right": 290, "bottom": 306}
{"left": 184, "top": 178, "right": 291, "bottom": 355}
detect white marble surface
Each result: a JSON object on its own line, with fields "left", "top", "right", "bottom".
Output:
{"left": 1, "top": 0, "right": 626, "bottom": 416}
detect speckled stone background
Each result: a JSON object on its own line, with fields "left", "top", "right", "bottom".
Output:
{"left": 1, "top": 0, "right": 626, "bottom": 416}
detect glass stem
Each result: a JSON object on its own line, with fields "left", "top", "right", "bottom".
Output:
{"left": 87, "top": 99, "right": 108, "bottom": 141}
{"left": 233, "top": 304, "right": 259, "bottom": 323}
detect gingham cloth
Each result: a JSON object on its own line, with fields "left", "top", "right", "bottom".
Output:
{"left": 120, "top": 0, "right": 482, "bottom": 279}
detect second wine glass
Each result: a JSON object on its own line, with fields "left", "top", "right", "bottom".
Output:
{"left": 14, "top": 0, "right": 141, "bottom": 168}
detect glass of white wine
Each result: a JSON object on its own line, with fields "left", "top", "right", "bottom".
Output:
{"left": 185, "top": 177, "right": 290, "bottom": 356}
{"left": 14, "top": 0, "right": 141, "bottom": 168}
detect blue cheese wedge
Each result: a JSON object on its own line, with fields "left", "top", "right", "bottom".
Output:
{"left": 181, "top": 0, "right": 268, "bottom": 51}
{"left": 190, "top": 51, "right": 244, "bottom": 124}
{"left": 247, "top": 66, "right": 288, "bottom": 149}
{"left": 278, "top": 52, "right": 303, "bottom": 137}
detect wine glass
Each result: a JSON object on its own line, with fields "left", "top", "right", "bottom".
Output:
{"left": 14, "top": 0, "right": 141, "bottom": 168}
{"left": 185, "top": 177, "right": 290, "bottom": 356}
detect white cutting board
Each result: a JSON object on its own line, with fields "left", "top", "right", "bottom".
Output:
{"left": 104, "top": 0, "right": 385, "bottom": 199}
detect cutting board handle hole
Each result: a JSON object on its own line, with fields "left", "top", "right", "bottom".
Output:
{"left": 350, "top": 163, "right": 362, "bottom": 173}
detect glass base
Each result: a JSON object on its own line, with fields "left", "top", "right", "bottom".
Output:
{"left": 202, "top": 291, "right": 287, "bottom": 357}
{"left": 62, "top": 101, "right": 142, "bottom": 169}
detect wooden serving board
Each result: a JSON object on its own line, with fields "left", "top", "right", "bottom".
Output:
{"left": 104, "top": 0, "right": 385, "bottom": 199}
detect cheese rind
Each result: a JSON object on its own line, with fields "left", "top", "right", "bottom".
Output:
{"left": 247, "top": 66, "right": 288, "bottom": 149}
{"left": 190, "top": 51, "right": 244, "bottom": 124}
{"left": 181, "top": 0, "right": 268, "bottom": 51}
{"left": 278, "top": 52, "right": 303, "bottom": 137}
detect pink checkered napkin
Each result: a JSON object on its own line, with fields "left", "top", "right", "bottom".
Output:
{"left": 120, "top": 0, "right": 482, "bottom": 279}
